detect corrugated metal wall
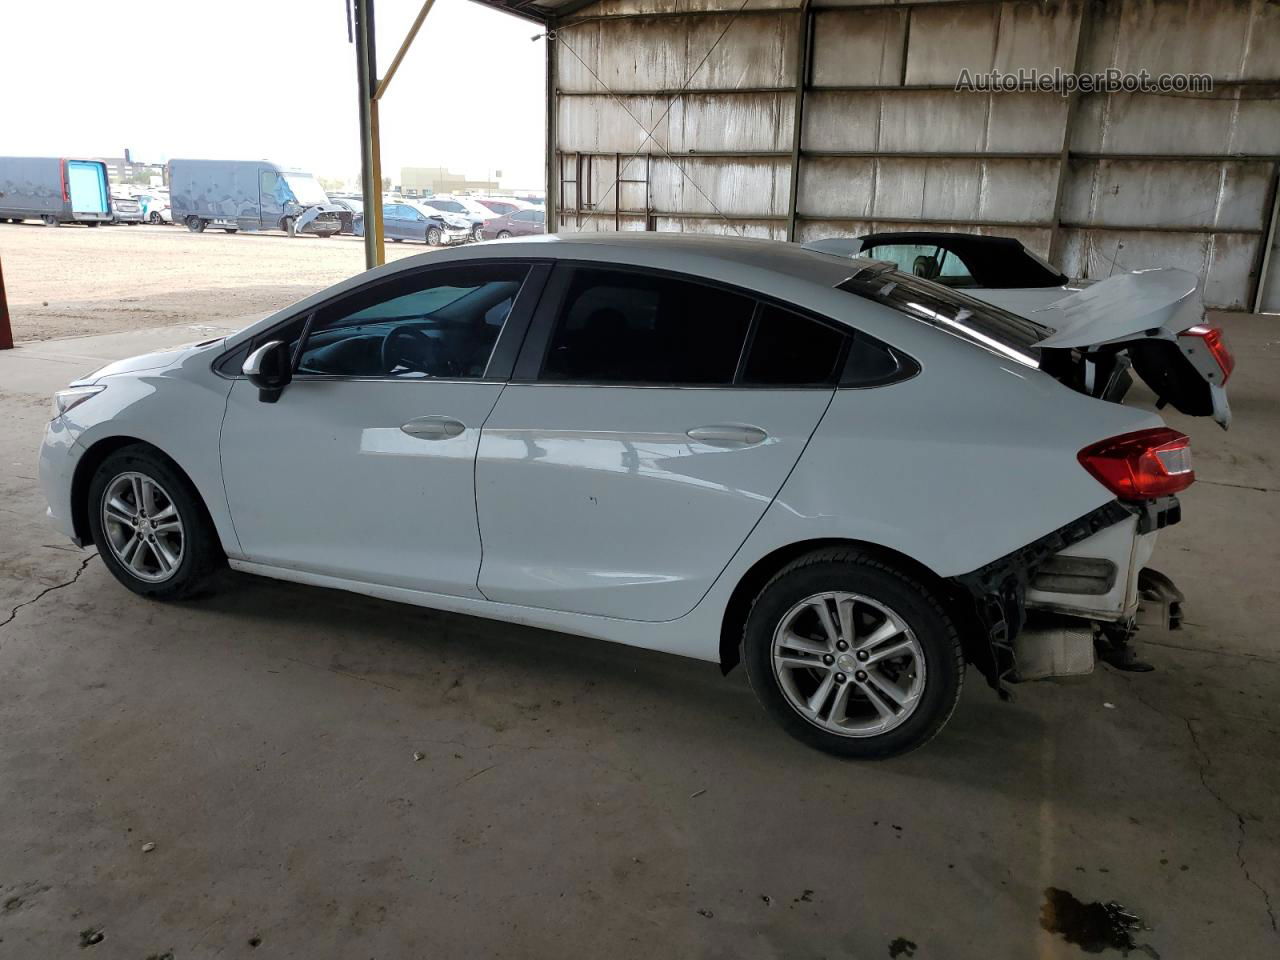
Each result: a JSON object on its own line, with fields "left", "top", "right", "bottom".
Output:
{"left": 549, "top": 0, "right": 1280, "bottom": 308}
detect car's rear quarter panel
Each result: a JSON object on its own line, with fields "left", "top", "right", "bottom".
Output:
{"left": 740, "top": 331, "right": 1165, "bottom": 581}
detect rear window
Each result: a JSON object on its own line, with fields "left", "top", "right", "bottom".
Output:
{"left": 742, "top": 305, "right": 846, "bottom": 386}
{"left": 838, "top": 270, "right": 1051, "bottom": 367}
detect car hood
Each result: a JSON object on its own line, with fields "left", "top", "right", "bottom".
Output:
{"left": 1028, "top": 268, "right": 1202, "bottom": 349}
{"left": 75, "top": 338, "right": 226, "bottom": 384}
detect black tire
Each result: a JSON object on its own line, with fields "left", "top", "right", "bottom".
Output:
{"left": 281, "top": 217, "right": 297, "bottom": 238}
{"left": 742, "top": 548, "right": 963, "bottom": 759}
{"left": 149, "top": 212, "right": 163, "bottom": 224}
{"left": 223, "top": 228, "right": 238, "bottom": 234}
{"left": 88, "top": 445, "right": 222, "bottom": 600}
{"left": 84, "top": 221, "right": 100, "bottom": 227}
{"left": 426, "top": 226, "right": 442, "bottom": 246}
{"left": 186, "top": 217, "right": 206, "bottom": 233}
{"left": 42, "top": 215, "right": 58, "bottom": 227}
{"left": 496, "top": 230, "right": 512, "bottom": 239}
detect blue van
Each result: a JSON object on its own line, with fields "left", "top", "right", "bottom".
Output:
{"left": 0, "top": 157, "right": 113, "bottom": 226}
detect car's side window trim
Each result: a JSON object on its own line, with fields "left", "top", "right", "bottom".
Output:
{"left": 212, "top": 258, "right": 553, "bottom": 382}
{"left": 511, "top": 260, "right": 862, "bottom": 390}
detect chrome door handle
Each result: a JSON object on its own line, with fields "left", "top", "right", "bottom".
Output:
{"left": 401, "top": 416, "right": 466, "bottom": 440}
{"left": 686, "top": 424, "right": 768, "bottom": 446}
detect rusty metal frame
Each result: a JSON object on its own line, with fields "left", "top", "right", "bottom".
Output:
{"left": 785, "top": 0, "right": 812, "bottom": 242}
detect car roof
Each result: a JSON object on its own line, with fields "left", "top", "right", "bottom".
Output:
{"left": 437, "top": 233, "right": 865, "bottom": 286}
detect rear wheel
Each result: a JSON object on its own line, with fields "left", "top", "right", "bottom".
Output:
{"left": 496, "top": 230, "right": 512, "bottom": 239}
{"left": 149, "top": 212, "right": 163, "bottom": 224}
{"left": 88, "top": 445, "right": 222, "bottom": 600}
{"left": 222, "top": 228, "right": 238, "bottom": 234}
{"left": 84, "top": 221, "right": 100, "bottom": 228}
{"left": 742, "top": 549, "right": 963, "bottom": 759}
{"left": 186, "top": 217, "right": 206, "bottom": 233}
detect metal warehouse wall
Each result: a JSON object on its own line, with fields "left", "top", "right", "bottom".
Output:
{"left": 548, "top": 0, "right": 1280, "bottom": 309}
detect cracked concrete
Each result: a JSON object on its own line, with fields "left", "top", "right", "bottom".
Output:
{"left": 1184, "top": 719, "right": 1277, "bottom": 934}
{"left": 0, "top": 232, "right": 1276, "bottom": 958}
{"left": 0, "top": 553, "right": 96, "bottom": 631}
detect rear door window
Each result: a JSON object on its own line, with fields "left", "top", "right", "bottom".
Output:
{"left": 741, "top": 305, "right": 847, "bottom": 386}
{"left": 540, "top": 268, "right": 753, "bottom": 385}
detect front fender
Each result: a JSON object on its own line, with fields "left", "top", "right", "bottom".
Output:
{"left": 69, "top": 364, "right": 239, "bottom": 557}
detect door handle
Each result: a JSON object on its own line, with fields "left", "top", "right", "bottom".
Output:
{"left": 686, "top": 424, "right": 768, "bottom": 446}
{"left": 401, "top": 416, "right": 466, "bottom": 440}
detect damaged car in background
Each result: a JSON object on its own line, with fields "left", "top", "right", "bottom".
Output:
{"left": 812, "top": 232, "right": 1233, "bottom": 428}
{"left": 37, "top": 234, "right": 1233, "bottom": 758}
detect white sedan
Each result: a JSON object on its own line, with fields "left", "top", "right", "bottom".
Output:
{"left": 38, "top": 234, "right": 1232, "bottom": 757}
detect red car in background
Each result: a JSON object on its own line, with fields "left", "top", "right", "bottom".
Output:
{"left": 479, "top": 207, "right": 545, "bottom": 239}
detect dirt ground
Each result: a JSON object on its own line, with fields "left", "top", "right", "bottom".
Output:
{"left": 0, "top": 226, "right": 1276, "bottom": 958}
{"left": 0, "top": 221, "right": 423, "bottom": 342}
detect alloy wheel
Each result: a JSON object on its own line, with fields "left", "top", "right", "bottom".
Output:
{"left": 101, "top": 472, "right": 185, "bottom": 583}
{"left": 771, "top": 591, "right": 926, "bottom": 737}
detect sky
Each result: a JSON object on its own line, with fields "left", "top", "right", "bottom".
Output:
{"left": 0, "top": 0, "right": 548, "bottom": 190}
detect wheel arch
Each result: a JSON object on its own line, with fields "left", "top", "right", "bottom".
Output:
{"left": 71, "top": 436, "right": 221, "bottom": 555}
{"left": 718, "top": 538, "right": 973, "bottom": 675}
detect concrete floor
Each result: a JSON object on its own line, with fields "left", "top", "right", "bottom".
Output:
{"left": 0, "top": 262, "right": 1277, "bottom": 957}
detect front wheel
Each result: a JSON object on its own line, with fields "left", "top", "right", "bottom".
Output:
{"left": 742, "top": 549, "right": 963, "bottom": 759}
{"left": 149, "top": 212, "right": 163, "bottom": 224}
{"left": 426, "top": 227, "right": 442, "bottom": 246}
{"left": 186, "top": 217, "right": 206, "bottom": 233}
{"left": 88, "top": 445, "right": 221, "bottom": 600}
{"left": 223, "top": 228, "right": 238, "bottom": 234}
{"left": 281, "top": 216, "right": 297, "bottom": 238}
{"left": 41, "top": 215, "right": 58, "bottom": 226}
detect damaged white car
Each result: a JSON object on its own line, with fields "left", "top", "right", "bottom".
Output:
{"left": 38, "top": 234, "right": 1233, "bottom": 757}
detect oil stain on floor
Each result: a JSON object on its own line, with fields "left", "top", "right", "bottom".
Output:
{"left": 1040, "top": 887, "right": 1160, "bottom": 957}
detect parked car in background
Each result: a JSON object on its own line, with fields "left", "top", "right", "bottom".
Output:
{"left": 0, "top": 156, "right": 113, "bottom": 226}
{"left": 372, "top": 201, "right": 470, "bottom": 246}
{"left": 480, "top": 207, "right": 545, "bottom": 239}
{"left": 38, "top": 233, "right": 1230, "bottom": 758}
{"left": 169, "top": 159, "right": 344, "bottom": 237}
{"left": 418, "top": 194, "right": 497, "bottom": 241}
{"left": 110, "top": 194, "right": 144, "bottom": 225}
{"left": 473, "top": 196, "right": 534, "bottom": 217}
{"left": 136, "top": 192, "right": 172, "bottom": 224}
{"left": 809, "top": 232, "right": 1233, "bottom": 429}
{"left": 328, "top": 196, "right": 363, "bottom": 235}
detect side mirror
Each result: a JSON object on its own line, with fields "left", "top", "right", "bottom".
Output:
{"left": 243, "top": 340, "right": 292, "bottom": 403}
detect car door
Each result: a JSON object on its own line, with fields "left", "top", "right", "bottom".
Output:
{"left": 219, "top": 260, "right": 548, "bottom": 595}
{"left": 404, "top": 205, "right": 430, "bottom": 243}
{"left": 474, "top": 264, "right": 845, "bottom": 621}
{"left": 510, "top": 210, "right": 536, "bottom": 236}
{"left": 259, "top": 168, "right": 284, "bottom": 230}
{"left": 382, "top": 203, "right": 406, "bottom": 240}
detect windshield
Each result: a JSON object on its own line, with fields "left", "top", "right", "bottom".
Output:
{"left": 838, "top": 269, "right": 1052, "bottom": 367}
{"left": 282, "top": 174, "right": 329, "bottom": 206}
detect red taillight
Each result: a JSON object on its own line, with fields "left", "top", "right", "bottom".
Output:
{"left": 1078, "top": 428, "right": 1194, "bottom": 500}
{"left": 1181, "top": 323, "right": 1234, "bottom": 384}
